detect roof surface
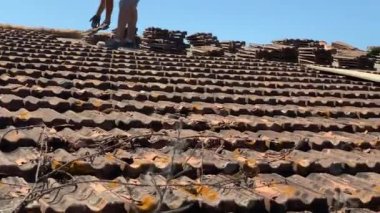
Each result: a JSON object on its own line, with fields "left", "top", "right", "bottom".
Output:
{"left": 0, "top": 26, "right": 380, "bottom": 213}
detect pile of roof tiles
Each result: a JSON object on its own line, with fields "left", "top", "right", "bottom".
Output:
{"left": 298, "top": 47, "right": 333, "bottom": 65}
{"left": 220, "top": 40, "right": 246, "bottom": 53}
{"left": 189, "top": 45, "right": 225, "bottom": 57}
{"left": 236, "top": 45, "right": 258, "bottom": 59}
{"left": 376, "top": 54, "right": 380, "bottom": 71}
{"left": 272, "top": 39, "right": 333, "bottom": 65}
{"left": 272, "top": 38, "right": 321, "bottom": 48}
{"left": 1, "top": 26, "right": 380, "bottom": 213}
{"left": 186, "top": 32, "right": 225, "bottom": 56}
{"left": 186, "top": 32, "right": 219, "bottom": 46}
{"left": 140, "top": 27, "right": 188, "bottom": 54}
{"left": 333, "top": 54, "right": 373, "bottom": 69}
{"left": 332, "top": 42, "right": 373, "bottom": 69}
{"left": 237, "top": 44, "right": 298, "bottom": 62}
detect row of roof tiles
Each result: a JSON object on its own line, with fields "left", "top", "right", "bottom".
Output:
{"left": 0, "top": 146, "right": 379, "bottom": 180}
{"left": 1, "top": 107, "right": 380, "bottom": 133}
{"left": 1, "top": 173, "right": 380, "bottom": 212}
{"left": 1, "top": 126, "right": 380, "bottom": 156}
{"left": 2, "top": 74, "right": 380, "bottom": 100}
{"left": 1, "top": 126, "right": 379, "bottom": 152}
{"left": 3, "top": 68, "right": 375, "bottom": 91}
{"left": 2, "top": 94, "right": 380, "bottom": 119}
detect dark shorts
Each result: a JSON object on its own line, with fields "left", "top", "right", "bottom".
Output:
{"left": 119, "top": 0, "right": 139, "bottom": 7}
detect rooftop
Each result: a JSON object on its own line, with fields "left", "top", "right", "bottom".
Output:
{"left": 0, "top": 25, "right": 380, "bottom": 213}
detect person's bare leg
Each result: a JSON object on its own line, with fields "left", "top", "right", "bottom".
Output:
{"left": 126, "top": 1, "right": 138, "bottom": 42}
{"left": 104, "top": 0, "right": 114, "bottom": 25}
{"left": 107, "top": 0, "right": 137, "bottom": 49}
{"left": 116, "top": 0, "right": 129, "bottom": 40}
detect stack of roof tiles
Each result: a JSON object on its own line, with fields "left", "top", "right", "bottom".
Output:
{"left": 376, "top": 54, "right": 380, "bottom": 71}
{"left": 1, "top": 26, "right": 380, "bottom": 213}
{"left": 220, "top": 41, "right": 246, "bottom": 53}
{"left": 237, "top": 44, "right": 298, "bottom": 63}
{"left": 272, "top": 39, "right": 321, "bottom": 48}
{"left": 186, "top": 33, "right": 219, "bottom": 46}
{"left": 332, "top": 42, "right": 373, "bottom": 69}
{"left": 140, "top": 27, "right": 187, "bottom": 54}
{"left": 298, "top": 47, "right": 333, "bottom": 65}
{"left": 333, "top": 53, "right": 372, "bottom": 69}
{"left": 189, "top": 45, "right": 224, "bottom": 57}
{"left": 236, "top": 45, "right": 258, "bottom": 60}
{"left": 186, "top": 33, "right": 224, "bottom": 57}
{"left": 271, "top": 39, "right": 333, "bottom": 65}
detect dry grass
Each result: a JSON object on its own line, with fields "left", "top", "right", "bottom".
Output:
{"left": 0, "top": 23, "right": 84, "bottom": 39}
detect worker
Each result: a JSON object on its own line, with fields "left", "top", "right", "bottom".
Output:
{"left": 90, "top": 0, "right": 139, "bottom": 49}
{"left": 90, "top": 0, "right": 113, "bottom": 30}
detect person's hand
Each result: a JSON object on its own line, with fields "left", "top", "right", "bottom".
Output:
{"left": 89, "top": 15, "right": 101, "bottom": 29}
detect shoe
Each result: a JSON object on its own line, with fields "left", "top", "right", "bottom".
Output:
{"left": 105, "top": 39, "right": 121, "bottom": 50}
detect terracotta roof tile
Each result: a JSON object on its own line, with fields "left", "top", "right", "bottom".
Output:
{"left": 0, "top": 26, "right": 379, "bottom": 212}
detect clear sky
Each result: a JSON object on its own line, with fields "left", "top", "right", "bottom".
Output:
{"left": 1, "top": 0, "right": 379, "bottom": 49}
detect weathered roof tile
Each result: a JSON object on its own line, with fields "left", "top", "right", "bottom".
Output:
{"left": 0, "top": 26, "right": 379, "bottom": 212}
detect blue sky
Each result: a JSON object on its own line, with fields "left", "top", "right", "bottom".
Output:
{"left": 1, "top": 0, "right": 379, "bottom": 49}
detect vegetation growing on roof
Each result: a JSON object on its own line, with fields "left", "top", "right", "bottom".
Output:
{"left": 367, "top": 46, "right": 380, "bottom": 58}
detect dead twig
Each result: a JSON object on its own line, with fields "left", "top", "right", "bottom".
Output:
{"left": 13, "top": 125, "right": 46, "bottom": 212}
{"left": 153, "top": 120, "right": 182, "bottom": 213}
{"left": 2, "top": 124, "right": 300, "bottom": 212}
